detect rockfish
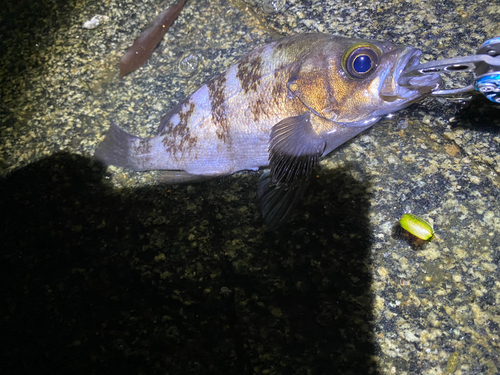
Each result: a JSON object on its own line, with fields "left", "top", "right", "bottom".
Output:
{"left": 95, "top": 33, "right": 440, "bottom": 229}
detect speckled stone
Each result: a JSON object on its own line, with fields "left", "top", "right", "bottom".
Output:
{"left": 0, "top": 0, "right": 499, "bottom": 374}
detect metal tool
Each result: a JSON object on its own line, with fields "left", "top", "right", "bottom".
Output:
{"left": 399, "top": 37, "right": 500, "bottom": 103}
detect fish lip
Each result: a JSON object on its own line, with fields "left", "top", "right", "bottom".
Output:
{"left": 394, "top": 48, "right": 442, "bottom": 98}
{"left": 379, "top": 47, "right": 441, "bottom": 102}
{"left": 395, "top": 48, "right": 423, "bottom": 85}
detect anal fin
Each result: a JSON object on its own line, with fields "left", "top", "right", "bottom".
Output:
{"left": 157, "top": 170, "right": 217, "bottom": 184}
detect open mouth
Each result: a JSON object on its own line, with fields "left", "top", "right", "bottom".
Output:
{"left": 396, "top": 48, "right": 423, "bottom": 84}
{"left": 380, "top": 47, "right": 442, "bottom": 101}
{"left": 396, "top": 48, "right": 442, "bottom": 96}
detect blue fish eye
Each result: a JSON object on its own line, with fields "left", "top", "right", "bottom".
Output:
{"left": 353, "top": 55, "right": 372, "bottom": 73}
{"left": 342, "top": 44, "right": 380, "bottom": 80}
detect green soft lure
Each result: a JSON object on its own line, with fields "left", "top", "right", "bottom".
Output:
{"left": 399, "top": 213, "right": 434, "bottom": 241}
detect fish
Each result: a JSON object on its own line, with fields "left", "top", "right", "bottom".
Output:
{"left": 119, "top": 0, "right": 187, "bottom": 78}
{"left": 95, "top": 33, "right": 441, "bottom": 229}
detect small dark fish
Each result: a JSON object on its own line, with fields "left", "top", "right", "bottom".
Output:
{"left": 119, "top": 0, "right": 187, "bottom": 78}
{"left": 97, "top": 33, "right": 441, "bottom": 229}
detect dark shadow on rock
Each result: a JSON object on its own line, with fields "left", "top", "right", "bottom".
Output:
{"left": 0, "top": 152, "right": 375, "bottom": 374}
{"left": 451, "top": 96, "right": 500, "bottom": 132}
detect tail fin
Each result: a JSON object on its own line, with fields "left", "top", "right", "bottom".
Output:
{"left": 95, "top": 120, "right": 142, "bottom": 170}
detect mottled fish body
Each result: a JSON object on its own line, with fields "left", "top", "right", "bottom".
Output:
{"left": 96, "top": 33, "right": 440, "bottom": 228}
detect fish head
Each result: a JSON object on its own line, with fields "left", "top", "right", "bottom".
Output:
{"left": 287, "top": 36, "right": 442, "bottom": 127}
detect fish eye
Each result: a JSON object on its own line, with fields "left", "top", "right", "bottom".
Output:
{"left": 342, "top": 43, "right": 381, "bottom": 80}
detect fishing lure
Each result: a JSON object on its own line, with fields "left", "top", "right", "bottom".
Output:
{"left": 399, "top": 213, "right": 434, "bottom": 241}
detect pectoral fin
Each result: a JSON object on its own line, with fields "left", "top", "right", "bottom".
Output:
{"left": 258, "top": 113, "right": 326, "bottom": 230}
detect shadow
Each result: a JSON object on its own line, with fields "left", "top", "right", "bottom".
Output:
{"left": 0, "top": 152, "right": 375, "bottom": 374}
{"left": 450, "top": 96, "right": 500, "bottom": 133}
{"left": 391, "top": 221, "right": 431, "bottom": 251}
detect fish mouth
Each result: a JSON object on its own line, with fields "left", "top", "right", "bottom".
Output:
{"left": 380, "top": 47, "right": 442, "bottom": 101}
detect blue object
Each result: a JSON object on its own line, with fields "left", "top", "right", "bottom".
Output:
{"left": 479, "top": 37, "right": 500, "bottom": 51}
{"left": 475, "top": 74, "right": 500, "bottom": 103}
{"left": 353, "top": 55, "right": 372, "bottom": 73}
{"left": 474, "top": 38, "right": 500, "bottom": 103}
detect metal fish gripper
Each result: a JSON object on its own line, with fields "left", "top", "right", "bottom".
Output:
{"left": 399, "top": 37, "right": 500, "bottom": 104}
